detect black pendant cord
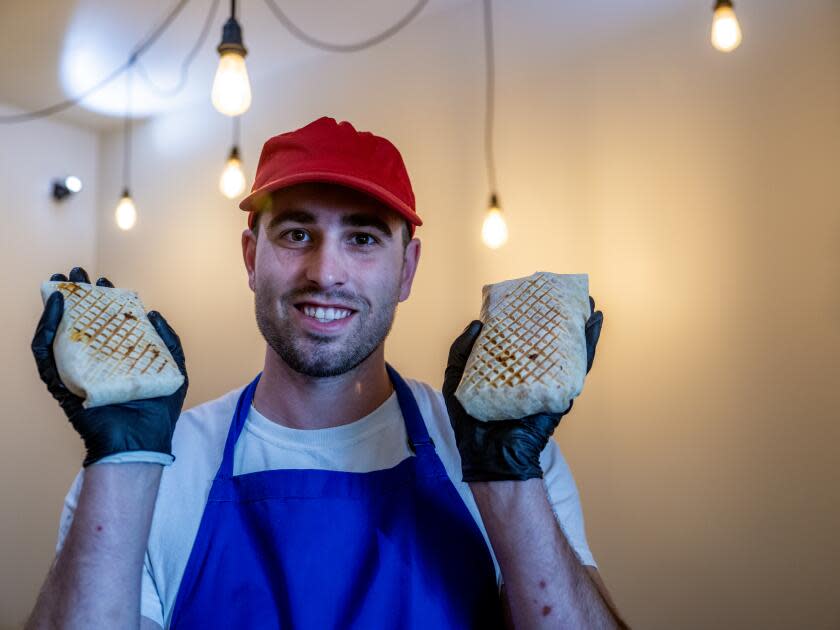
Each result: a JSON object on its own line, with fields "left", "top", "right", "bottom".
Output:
{"left": 135, "top": 0, "right": 221, "bottom": 98}
{"left": 483, "top": 0, "right": 498, "bottom": 200}
{"left": 123, "top": 64, "right": 134, "bottom": 195}
{"left": 262, "top": 0, "right": 429, "bottom": 53}
{"left": 4, "top": 0, "right": 432, "bottom": 123}
{"left": 0, "top": 0, "right": 192, "bottom": 123}
{"left": 230, "top": 115, "right": 241, "bottom": 160}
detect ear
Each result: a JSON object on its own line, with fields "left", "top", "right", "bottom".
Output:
{"left": 242, "top": 228, "right": 257, "bottom": 292}
{"left": 398, "top": 238, "right": 421, "bottom": 302}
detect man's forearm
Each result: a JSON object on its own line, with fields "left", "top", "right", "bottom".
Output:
{"left": 470, "top": 478, "right": 621, "bottom": 629}
{"left": 26, "top": 463, "right": 163, "bottom": 630}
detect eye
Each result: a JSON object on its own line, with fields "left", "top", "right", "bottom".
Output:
{"left": 351, "top": 233, "right": 379, "bottom": 246}
{"left": 282, "top": 229, "right": 310, "bottom": 242}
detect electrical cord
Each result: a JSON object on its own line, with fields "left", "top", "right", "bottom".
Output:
{"left": 261, "top": 0, "right": 430, "bottom": 53}
{"left": 483, "top": 0, "right": 497, "bottom": 195}
{"left": 123, "top": 64, "right": 133, "bottom": 191}
{"left": 134, "top": 0, "right": 221, "bottom": 97}
{"left": 233, "top": 114, "right": 241, "bottom": 147}
{"left": 1, "top": 0, "right": 433, "bottom": 123}
{"left": 0, "top": 0, "right": 193, "bottom": 123}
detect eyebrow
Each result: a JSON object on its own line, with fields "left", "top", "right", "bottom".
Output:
{"left": 266, "top": 209, "right": 393, "bottom": 238}
{"left": 341, "top": 212, "right": 393, "bottom": 238}
{"left": 266, "top": 210, "right": 314, "bottom": 233}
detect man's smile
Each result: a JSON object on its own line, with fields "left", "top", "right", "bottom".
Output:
{"left": 292, "top": 302, "right": 359, "bottom": 333}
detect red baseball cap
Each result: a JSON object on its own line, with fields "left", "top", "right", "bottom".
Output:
{"left": 239, "top": 117, "right": 422, "bottom": 237}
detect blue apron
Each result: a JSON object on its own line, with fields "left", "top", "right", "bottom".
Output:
{"left": 169, "top": 363, "right": 504, "bottom": 629}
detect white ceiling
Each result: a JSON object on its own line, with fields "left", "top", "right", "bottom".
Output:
{"left": 0, "top": 0, "right": 696, "bottom": 131}
{"left": 0, "top": 0, "right": 473, "bottom": 130}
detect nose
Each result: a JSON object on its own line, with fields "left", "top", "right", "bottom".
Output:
{"left": 304, "top": 235, "right": 349, "bottom": 288}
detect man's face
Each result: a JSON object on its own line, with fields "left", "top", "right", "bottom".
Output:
{"left": 242, "top": 182, "right": 420, "bottom": 378}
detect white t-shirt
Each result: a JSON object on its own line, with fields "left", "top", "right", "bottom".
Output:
{"left": 55, "top": 377, "right": 596, "bottom": 629}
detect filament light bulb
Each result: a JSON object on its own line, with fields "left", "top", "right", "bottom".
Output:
{"left": 115, "top": 189, "right": 137, "bottom": 231}
{"left": 711, "top": 0, "right": 742, "bottom": 52}
{"left": 220, "top": 147, "right": 246, "bottom": 199}
{"left": 212, "top": 14, "right": 251, "bottom": 116}
{"left": 481, "top": 195, "right": 508, "bottom": 249}
{"left": 211, "top": 52, "right": 252, "bottom": 116}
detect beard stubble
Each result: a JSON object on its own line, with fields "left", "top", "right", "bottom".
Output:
{"left": 254, "top": 271, "right": 402, "bottom": 378}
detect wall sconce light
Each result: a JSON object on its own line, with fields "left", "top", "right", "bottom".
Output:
{"left": 52, "top": 176, "right": 83, "bottom": 201}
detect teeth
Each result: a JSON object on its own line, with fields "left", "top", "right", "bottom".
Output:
{"left": 302, "top": 305, "right": 352, "bottom": 322}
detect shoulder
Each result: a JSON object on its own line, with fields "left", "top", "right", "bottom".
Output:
{"left": 401, "top": 377, "right": 448, "bottom": 416}
{"left": 399, "top": 377, "right": 467, "bottom": 483}
{"left": 160, "top": 383, "right": 248, "bottom": 491}
{"left": 170, "top": 385, "right": 246, "bottom": 457}
{"left": 400, "top": 376, "right": 582, "bottom": 500}
{"left": 400, "top": 377, "right": 451, "bottom": 440}
{"left": 178, "top": 384, "right": 245, "bottom": 429}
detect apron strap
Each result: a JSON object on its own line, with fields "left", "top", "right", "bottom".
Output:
{"left": 385, "top": 362, "right": 436, "bottom": 455}
{"left": 218, "top": 372, "right": 261, "bottom": 480}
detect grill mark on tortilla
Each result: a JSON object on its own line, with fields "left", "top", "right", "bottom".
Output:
{"left": 468, "top": 276, "right": 560, "bottom": 391}
{"left": 460, "top": 273, "right": 574, "bottom": 399}
{"left": 127, "top": 343, "right": 155, "bottom": 374}
{"left": 69, "top": 287, "right": 111, "bottom": 342}
{"left": 89, "top": 310, "right": 122, "bottom": 348}
{"left": 48, "top": 282, "right": 182, "bottom": 405}
{"left": 139, "top": 348, "right": 162, "bottom": 375}
{"left": 84, "top": 317, "right": 145, "bottom": 383}
{"left": 97, "top": 314, "right": 142, "bottom": 357}
{"left": 57, "top": 282, "right": 84, "bottom": 297}
{"left": 70, "top": 328, "right": 92, "bottom": 344}
{"left": 66, "top": 286, "right": 144, "bottom": 382}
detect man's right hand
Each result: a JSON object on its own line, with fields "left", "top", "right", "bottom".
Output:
{"left": 30, "top": 266, "right": 189, "bottom": 467}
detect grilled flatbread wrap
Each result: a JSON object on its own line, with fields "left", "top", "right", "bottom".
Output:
{"left": 454, "top": 272, "right": 589, "bottom": 421}
{"left": 40, "top": 281, "right": 184, "bottom": 409}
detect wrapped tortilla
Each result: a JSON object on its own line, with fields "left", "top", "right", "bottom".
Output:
{"left": 40, "top": 281, "right": 184, "bottom": 409}
{"left": 454, "top": 272, "right": 589, "bottom": 421}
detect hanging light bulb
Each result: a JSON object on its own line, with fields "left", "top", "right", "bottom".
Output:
{"left": 212, "top": 0, "right": 252, "bottom": 116}
{"left": 711, "top": 0, "right": 742, "bottom": 52}
{"left": 115, "top": 67, "right": 138, "bottom": 232}
{"left": 481, "top": 194, "right": 508, "bottom": 249}
{"left": 115, "top": 189, "right": 137, "bottom": 230}
{"left": 220, "top": 146, "right": 246, "bottom": 198}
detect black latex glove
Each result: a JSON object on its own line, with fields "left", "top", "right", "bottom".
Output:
{"left": 31, "top": 266, "right": 189, "bottom": 467}
{"left": 443, "top": 296, "right": 604, "bottom": 482}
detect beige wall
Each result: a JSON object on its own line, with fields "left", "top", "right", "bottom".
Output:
{"left": 4, "top": 0, "right": 839, "bottom": 627}
{"left": 0, "top": 105, "right": 98, "bottom": 628}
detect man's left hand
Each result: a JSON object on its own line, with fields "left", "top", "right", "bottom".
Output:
{"left": 442, "top": 297, "right": 603, "bottom": 483}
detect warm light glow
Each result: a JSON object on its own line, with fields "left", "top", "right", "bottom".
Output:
{"left": 220, "top": 156, "right": 246, "bottom": 198}
{"left": 211, "top": 52, "right": 252, "bottom": 116}
{"left": 61, "top": 40, "right": 172, "bottom": 117}
{"left": 482, "top": 206, "right": 508, "bottom": 249}
{"left": 64, "top": 176, "right": 83, "bottom": 193}
{"left": 115, "top": 193, "right": 137, "bottom": 230}
{"left": 711, "top": 4, "right": 742, "bottom": 52}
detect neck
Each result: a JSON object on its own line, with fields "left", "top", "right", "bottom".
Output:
{"left": 252, "top": 344, "right": 394, "bottom": 430}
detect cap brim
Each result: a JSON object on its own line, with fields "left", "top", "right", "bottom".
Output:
{"left": 239, "top": 171, "right": 423, "bottom": 229}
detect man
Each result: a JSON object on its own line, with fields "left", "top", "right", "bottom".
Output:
{"left": 27, "top": 117, "right": 625, "bottom": 628}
